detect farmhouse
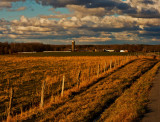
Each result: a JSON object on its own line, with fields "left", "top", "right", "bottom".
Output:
{"left": 18, "top": 52, "right": 37, "bottom": 53}
{"left": 104, "top": 49, "right": 115, "bottom": 52}
{"left": 43, "top": 51, "right": 71, "bottom": 52}
{"left": 120, "top": 50, "right": 128, "bottom": 52}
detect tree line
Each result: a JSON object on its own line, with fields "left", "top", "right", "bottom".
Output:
{"left": 0, "top": 42, "right": 67, "bottom": 54}
{"left": 0, "top": 42, "right": 160, "bottom": 55}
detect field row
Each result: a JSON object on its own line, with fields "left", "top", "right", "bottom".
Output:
{"left": 2, "top": 58, "right": 157, "bottom": 121}
{"left": 0, "top": 55, "right": 156, "bottom": 121}
{"left": 0, "top": 55, "right": 138, "bottom": 121}
{"left": 98, "top": 61, "right": 160, "bottom": 121}
{"left": 38, "top": 59, "right": 157, "bottom": 122}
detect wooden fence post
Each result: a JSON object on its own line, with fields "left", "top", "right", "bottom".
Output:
{"left": 110, "top": 60, "right": 112, "bottom": 70}
{"left": 21, "top": 105, "right": 23, "bottom": 117}
{"left": 118, "top": 58, "right": 120, "bottom": 66}
{"left": 89, "top": 67, "right": 91, "bottom": 80}
{"left": 125, "top": 56, "right": 127, "bottom": 63}
{"left": 121, "top": 58, "right": 123, "bottom": 65}
{"left": 77, "top": 70, "right": 81, "bottom": 89}
{"left": 104, "top": 62, "right": 106, "bottom": 72}
{"left": 114, "top": 59, "right": 117, "bottom": 68}
{"left": 97, "top": 64, "right": 100, "bottom": 77}
{"left": 7, "top": 87, "right": 13, "bottom": 122}
{"left": 40, "top": 80, "right": 45, "bottom": 108}
{"left": 61, "top": 75, "right": 65, "bottom": 97}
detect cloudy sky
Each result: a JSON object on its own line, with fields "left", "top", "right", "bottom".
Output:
{"left": 0, "top": 0, "right": 160, "bottom": 44}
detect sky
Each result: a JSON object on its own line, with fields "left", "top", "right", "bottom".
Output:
{"left": 0, "top": 0, "right": 160, "bottom": 45}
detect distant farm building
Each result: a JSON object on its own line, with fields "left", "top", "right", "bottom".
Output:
{"left": 95, "top": 49, "right": 104, "bottom": 52}
{"left": 104, "top": 49, "right": 115, "bottom": 52}
{"left": 18, "top": 52, "right": 37, "bottom": 53}
{"left": 120, "top": 50, "right": 128, "bottom": 52}
{"left": 43, "top": 51, "right": 71, "bottom": 52}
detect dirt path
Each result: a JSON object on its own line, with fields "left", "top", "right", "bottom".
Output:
{"left": 142, "top": 69, "right": 160, "bottom": 122}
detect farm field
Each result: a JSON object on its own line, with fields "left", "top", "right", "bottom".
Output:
{"left": 14, "top": 52, "right": 143, "bottom": 57}
{"left": 0, "top": 54, "right": 159, "bottom": 121}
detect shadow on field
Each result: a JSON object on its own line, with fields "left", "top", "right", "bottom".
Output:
{"left": 92, "top": 59, "right": 158, "bottom": 122}
{"left": 69, "top": 59, "right": 137, "bottom": 97}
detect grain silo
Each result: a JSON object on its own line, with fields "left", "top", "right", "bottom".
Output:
{"left": 72, "top": 40, "right": 75, "bottom": 52}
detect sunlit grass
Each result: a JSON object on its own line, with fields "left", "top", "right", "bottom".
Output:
{"left": 0, "top": 55, "right": 156, "bottom": 121}
{"left": 0, "top": 55, "right": 132, "bottom": 120}
{"left": 98, "top": 62, "right": 160, "bottom": 122}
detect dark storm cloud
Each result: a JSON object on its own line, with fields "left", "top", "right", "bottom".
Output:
{"left": 123, "top": 8, "right": 138, "bottom": 15}
{"left": 139, "top": 27, "right": 160, "bottom": 38}
{"left": 2, "top": 0, "right": 160, "bottom": 19}
{"left": 80, "top": 26, "right": 140, "bottom": 33}
{"left": 142, "top": 0, "right": 155, "bottom": 4}
{"left": 36, "top": 0, "right": 131, "bottom": 11}
{"left": 117, "top": 3, "right": 130, "bottom": 10}
{"left": 18, "top": 31, "right": 98, "bottom": 40}
{"left": 35, "top": 0, "right": 92, "bottom": 7}
{"left": 1, "top": 0, "right": 160, "bottom": 44}
{"left": 139, "top": 32, "right": 160, "bottom": 38}
{"left": 144, "top": 26, "right": 160, "bottom": 32}
{"left": 140, "top": 8, "right": 160, "bottom": 18}
{"left": 125, "top": 8, "right": 160, "bottom": 18}
{"left": 35, "top": 0, "right": 130, "bottom": 11}
{"left": 0, "top": 0, "right": 128, "bottom": 10}
{"left": 86, "top": 0, "right": 118, "bottom": 8}
{"left": 35, "top": 0, "right": 160, "bottom": 18}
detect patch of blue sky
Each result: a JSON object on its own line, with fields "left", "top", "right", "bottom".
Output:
{"left": 55, "top": 8, "right": 70, "bottom": 14}
{"left": 0, "top": 0, "right": 58, "bottom": 21}
{"left": 52, "top": 7, "right": 71, "bottom": 20}
{"left": 104, "top": 13, "right": 120, "bottom": 18}
{"left": 113, "top": 13, "right": 120, "bottom": 17}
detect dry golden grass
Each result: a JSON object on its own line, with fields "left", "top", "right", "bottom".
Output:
{"left": 38, "top": 59, "right": 156, "bottom": 122}
{"left": 13, "top": 58, "right": 155, "bottom": 122}
{"left": 0, "top": 55, "right": 136, "bottom": 121}
{"left": 0, "top": 54, "right": 155, "bottom": 122}
{"left": 98, "top": 61, "right": 160, "bottom": 122}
